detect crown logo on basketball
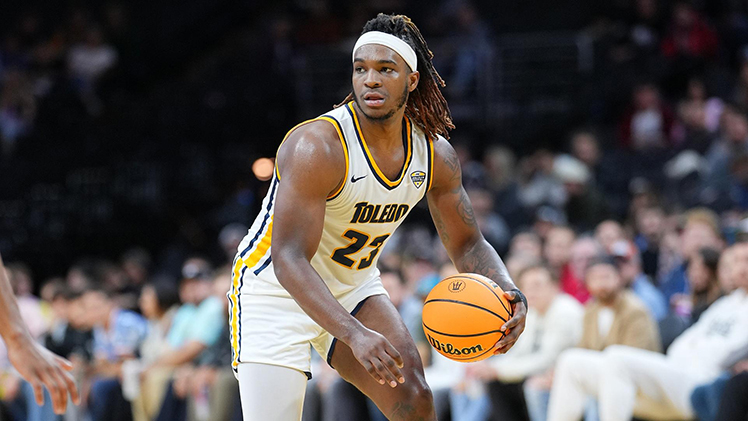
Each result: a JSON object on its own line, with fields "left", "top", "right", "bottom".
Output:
{"left": 410, "top": 171, "right": 426, "bottom": 189}
{"left": 448, "top": 280, "right": 465, "bottom": 292}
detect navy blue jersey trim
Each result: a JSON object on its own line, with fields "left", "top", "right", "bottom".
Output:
{"left": 345, "top": 103, "right": 412, "bottom": 191}
{"left": 321, "top": 114, "right": 349, "bottom": 202}
{"left": 238, "top": 176, "right": 279, "bottom": 259}
{"left": 253, "top": 256, "right": 272, "bottom": 275}
{"left": 236, "top": 265, "right": 248, "bottom": 364}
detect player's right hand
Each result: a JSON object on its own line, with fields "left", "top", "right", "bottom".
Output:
{"left": 347, "top": 327, "right": 405, "bottom": 388}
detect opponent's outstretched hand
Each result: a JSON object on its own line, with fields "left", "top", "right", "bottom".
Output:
{"left": 347, "top": 327, "right": 405, "bottom": 388}
{"left": 6, "top": 336, "right": 80, "bottom": 414}
{"left": 492, "top": 290, "right": 527, "bottom": 354}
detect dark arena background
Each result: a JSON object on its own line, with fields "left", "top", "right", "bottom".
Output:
{"left": 1, "top": 0, "right": 748, "bottom": 420}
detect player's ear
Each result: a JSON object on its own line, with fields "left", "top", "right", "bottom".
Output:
{"left": 408, "top": 71, "right": 420, "bottom": 93}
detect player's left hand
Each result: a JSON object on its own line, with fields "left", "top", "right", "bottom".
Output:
{"left": 6, "top": 335, "right": 80, "bottom": 414}
{"left": 492, "top": 290, "right": 527, "bottom": 355}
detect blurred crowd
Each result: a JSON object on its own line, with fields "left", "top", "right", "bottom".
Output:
{"left": 0, "top": 238, "right": 243, "bottom": 421}
{"left": 2, "top": 211, "right": 747, "bottom": 421}
{"left": 348, "top": 211, "right": 748, "bottom": 421}
{"left": 4, "top": 0, "right": 748, "bottom": 420}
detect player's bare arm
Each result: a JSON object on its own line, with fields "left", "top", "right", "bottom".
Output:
{"left": 272, "top": 121, "right": 405, "bottom": 387}
{"left": 427, "top": 139, "right": 527, "bottom": 353}
{"left": 0, "top": 254, "right": 80, "bottom": 414}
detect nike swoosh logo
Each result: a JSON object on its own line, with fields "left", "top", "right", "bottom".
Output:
{"left": 351, "top": 175, "right": 367, "bottom": 183}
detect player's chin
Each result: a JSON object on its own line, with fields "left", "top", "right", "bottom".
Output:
{"left": 359, "top": 100, "right": 395, "bottom": 116}
{"left": 361, "top": 103, "right": 391, "bottom": 118}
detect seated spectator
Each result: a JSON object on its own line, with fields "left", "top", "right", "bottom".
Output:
{"left": 728, "top": 152, "right": 748, "bottom": 211}
{"left": 560, "top": 236, "right": 601, "bottom": 304}
{"left": 543, "top": 226, "right": 575, "bottom": 282}
{"left": 569, "top": 130, "right": 630, "bottom": 217}
{"left": 517, "top": 149, "right": 566, "bottom": 211}
{"left": 659, "top": 208, "right": 723, "bottom": 302}
{"left": 660, "top": 2, "right": 718, "bottom": 61}
{"left": 660, "top": 243, "right": 732, "bottom": 350}
{"left": 548, "top": 244, "right": 748, "bottom": 421}
{"left": 120, "top": 248, "right": 152, "bottom": 289}
{"left": 691, "top": 339, "right": 748, "bottom": 421}
{"left": 82, "top": 285, "right": 147, "bottom": 421}
{"left": 554, "top": 155, "right": 609, "bottom": 232}
{"left": 676, "top": 97, "right": 718, "bottom": 155}
{"left": 44, "top": 287, "right": 94, "bottom": 363}
{"left": 5, "top": 263, "right": 49, "bottom": 337}
{"left": 703, "top": 109, "right": 748, "bottom": 205}
{"left": 664, "top": 149, "right": 709, "bottom": 208}
{"left": 612, "top": 240, "right": 668, "bottom": 321}
{"left": 627, "top": 178, "right": 661, "bottom": 221}
{"left": 97, "top": 260, "right": 139, "bottom": 312}
{"left": 504, "top": 254, "right": 537, "bottom": 282}
{"left": 533, "top": 207, "right": 568, "bottom": 241}
{"left": 129, "top": 280, "right": 180, "bottom": 421}
{"left": 683, "top": 247, "right": 722, "bottom": 322}
{"left": 139, "top": 258, "right": 224, "bottom": 420}
{"left": 685, "top": 79, "right": 723, "bottom": 131}
{"left": 467, "top": 187, "right": 511, "bottom": 254}
{"left": 157, "top": 268, "right": 240, "bottom": 421}
{"left": 105, "top": 249, "right": 152, "bottom": 313}
{"left": 401, "top": 243, "right": 440, "bottom": 300}
{"left": 594, "top": 220, "right": 625, "bottom": 253}
{"left": 508, "top": 231, "right": 543, "bottom": 261}
{"left": 547, "top": 256, "right": 661, "bottom": 420}
{"left": 577, "top": 256, "right": 661, "bottom": 353}
{"left": 633, "top": 205, "right": 667, "bottom": 279}
{"left": 618, "top": 82, "right": 676, "bottom": 153}
{"left": 466, "top": 264, "right": 583, "bottom": 421}
{"left": 483, "top": 146, "right": 527, "bottom": 229}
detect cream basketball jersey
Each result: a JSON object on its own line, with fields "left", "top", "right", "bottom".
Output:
{"left": 229, "top": 102, "right": 435, "bottom": 301}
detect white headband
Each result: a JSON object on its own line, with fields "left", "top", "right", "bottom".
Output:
{"left": 352, "top": 31, "right": 417, "bottom": 72}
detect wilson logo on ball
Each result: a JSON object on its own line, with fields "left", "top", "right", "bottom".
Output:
{"left": 426, "top": 334, "right": 483, "bottom": 356}
{"left": 448, "top": 280, "right": 465, "bottom": 292}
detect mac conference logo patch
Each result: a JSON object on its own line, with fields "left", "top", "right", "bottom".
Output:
{"left": 410, "top": 171, "right": 426, "bottom": 189}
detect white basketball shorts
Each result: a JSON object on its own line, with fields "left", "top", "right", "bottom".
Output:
{"left": 232, "top": 278, "right": 388, "bottom": 379}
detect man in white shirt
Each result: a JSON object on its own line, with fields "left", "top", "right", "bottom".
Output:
{"left": 548, "top": 244, "right": 748, "bottom": 421}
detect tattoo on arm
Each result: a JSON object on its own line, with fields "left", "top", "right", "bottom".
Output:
{"left": 456, "top": 188, "right": 476, "bottom": 227}
{"left": 433, "top": 142, "right": 511, "bottom": 290}
{"left": 459, "top": 239, "right": 515, "bottom": 291}
{"left": 443, "top": 149, "right": 461, "bottom": 183}
{"left": 431, "top": 206, "right": 450, "bottom": 245}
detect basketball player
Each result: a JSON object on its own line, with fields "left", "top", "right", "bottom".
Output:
{"left": 0, "top": 254, "right": 80, "bottom": 414}
{"left": 228, "top": 14, "right": 527, "bottom": 420}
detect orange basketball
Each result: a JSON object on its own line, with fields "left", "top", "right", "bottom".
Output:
{"left": 422, "top": 273, "right": 513, "bottom": 362}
